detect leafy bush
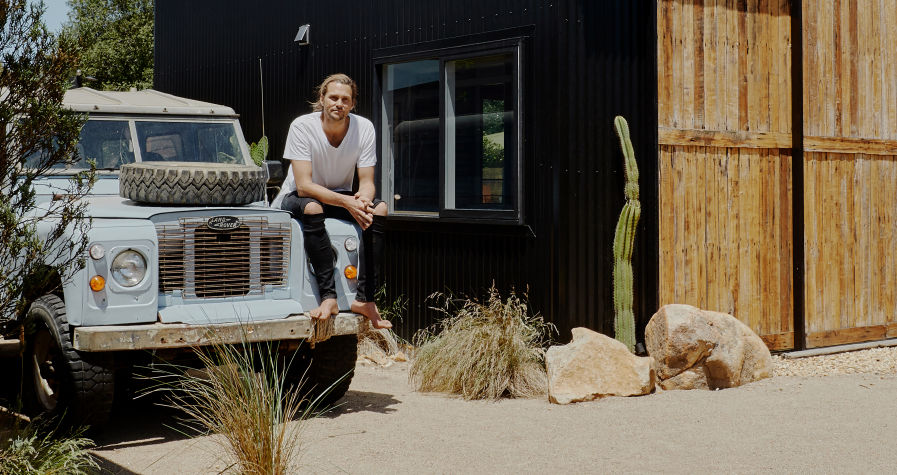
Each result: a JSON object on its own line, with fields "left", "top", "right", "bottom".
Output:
{"left": 0, "top": 417, "right": 97, "bottom": 475}
{"left": 61, "top": 0, "right": 154, "bottom": 91}
{"left": 249, "top": 136, "right": 269, "bottom": 167}
{"left": 482, "top": 136, "right": 504, "bottom": 168}
{"left": 1, "top": 1, "right": 93, "bottom": 330}
{"left": 409, "top": 287, "right": 554, "bottom": 400}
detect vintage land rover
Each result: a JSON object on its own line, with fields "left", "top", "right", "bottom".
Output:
{"left": 10, "top": 87, "right": 365, "bottom": 426}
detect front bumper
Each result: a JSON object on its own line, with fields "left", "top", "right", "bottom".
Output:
{"left": 72, "top": 312, "right": 364, "bottom": 351}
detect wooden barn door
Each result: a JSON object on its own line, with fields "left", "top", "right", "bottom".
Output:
{"left": 801, "top": 1, "right": 897, "bottom": 348}
{"left": 658, "top": 0, "right": 897, "bottom": 350}
{"left": 657, "top": 0, "right": 795, "bottom": 350}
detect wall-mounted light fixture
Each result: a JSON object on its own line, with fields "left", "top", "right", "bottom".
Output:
{"left": 294, "top": 24, "right": 310, "bottom": 45}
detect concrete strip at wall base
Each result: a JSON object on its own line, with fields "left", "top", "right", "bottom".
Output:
{"left": 73, "top": 313, "right": 364, "bottom": 352}
{"left": 782, "top": 338, "right": 897, "bottom": 359}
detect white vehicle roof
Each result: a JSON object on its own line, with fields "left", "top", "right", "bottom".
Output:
{"left": 63, "top": 87, "right": 239, "bottom": 117}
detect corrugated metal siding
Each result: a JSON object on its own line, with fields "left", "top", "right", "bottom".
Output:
{"left": 155, "top": 0, "right": 658, "bottom": 343}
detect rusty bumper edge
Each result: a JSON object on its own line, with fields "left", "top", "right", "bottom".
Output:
{"left": 72, "top": 313, "right": 365, "bottom": 352}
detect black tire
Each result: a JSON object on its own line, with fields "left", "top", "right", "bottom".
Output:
{"left": 284, "top": 335, "right": 358, "bottom": 408}
{"left": 24, "top": 295, "right": 115, "bottom": 428}
{"left": 119, "top": 162, "right": 265, "bottom": 206}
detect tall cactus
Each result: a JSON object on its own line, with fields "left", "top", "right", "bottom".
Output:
{"left": 612, "top": 116, "right": 641, "bottom": 352}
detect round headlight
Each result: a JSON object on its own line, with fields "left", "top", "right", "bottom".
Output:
{"left": 88, "top": 244, "right": 105, "bottom": 260}
{"left": 344, "top": 237, "right": 358, "bottom": 252}
{"left": 111, "top": 250, "right": 147, "bottom": 287}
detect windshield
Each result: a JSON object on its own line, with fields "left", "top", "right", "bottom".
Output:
{"left": 135, "top": 121, "right": 245, "bottom": 164}
{"left": 25, "top": 118, "right": 248, "bottom": 172}
{"left": 25, "top": 119, "right": 135, "bottom": 170}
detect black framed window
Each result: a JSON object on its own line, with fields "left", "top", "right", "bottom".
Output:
{"left": 378, "top": 39, "right": 523, "bottom": 223}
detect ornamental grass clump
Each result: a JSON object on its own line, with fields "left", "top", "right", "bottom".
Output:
{"left": 0, "top": 416, "right": 98, "bottom": 475}
{"left": 409, "top": 287, "right": 553, "bottom": 400}
{"left": 150, "top": 340, "right": 316, "bottom": 475}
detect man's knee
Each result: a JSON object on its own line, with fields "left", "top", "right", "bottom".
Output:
{"left": 373, "top": 201, "right": 388, "bottom": 216}
{"left": 303, "top": 201, "right": 324, "bottom": 215}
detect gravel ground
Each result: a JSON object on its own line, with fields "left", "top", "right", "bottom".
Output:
{"left": 773, "top": 346, "right": 897, "bottom": 377}
{"left": 87, "top": 345, "right": 897, "bottom": 474}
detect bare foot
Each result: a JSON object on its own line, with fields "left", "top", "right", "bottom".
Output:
{"left": 309, "top": 298, "right": 339, "bottom": 321}
{"left": 350, "top": 300, "right": 393, "bottom": 329}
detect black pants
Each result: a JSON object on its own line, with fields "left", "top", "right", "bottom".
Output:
{"left": 281, "top": 191, "right": 385, "bottom": 303}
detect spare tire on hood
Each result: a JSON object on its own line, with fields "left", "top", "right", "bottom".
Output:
{"left": 119, "top": 162, "right": 266, "bottom": 206}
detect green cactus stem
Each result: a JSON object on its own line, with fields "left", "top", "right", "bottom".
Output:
{"left": 612, "top": 116, "right": 640, "bottom": 353}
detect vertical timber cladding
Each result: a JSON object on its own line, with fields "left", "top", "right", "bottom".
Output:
{"left": 657, "top": 0, "right": 795, "bottom": 350}
{"left": 802, "top": 1, "right": 897, "bottom": 348}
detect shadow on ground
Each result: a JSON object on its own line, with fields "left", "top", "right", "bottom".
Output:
{"left": 87, "top": 385, "right": 399, "bottom": 471}
{"left": 92, "top": 456, "right": 142, "bottom": 475}
{"left": 2, "top": 352, "right": 400, "bottom": 473}
{"left": 92, "top": 397, "right": 191, "bottom": 449}
{"left": 322, "top": 390, "right": 400, "bottom": 418}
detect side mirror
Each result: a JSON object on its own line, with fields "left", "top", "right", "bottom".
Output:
{"left": 265, "top": 159, "right": 285, "bottom": 184}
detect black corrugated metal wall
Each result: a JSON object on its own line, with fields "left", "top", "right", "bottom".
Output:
{"left": 155, "top": 0, "right": 658, "bottom": 343}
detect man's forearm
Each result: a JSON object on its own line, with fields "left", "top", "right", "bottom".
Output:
{"left": 355, "top": 183, "right": 376, "bottom": 202}
{"left": 297, "top": 181, "right": 351, "bottom": 208}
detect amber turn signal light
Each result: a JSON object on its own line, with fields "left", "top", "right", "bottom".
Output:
{"left": 89, "top": 275, "right": 106, "bottom": 292}
{"left": 344, "top": 265, "right": 358, "bottom": 279}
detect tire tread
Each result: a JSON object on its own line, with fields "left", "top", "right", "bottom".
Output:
{"left": 27, "top": 295, "right": 115, "bottom": 427}
{"left": 119, "top": 162, "right": 265, "bottom": 206}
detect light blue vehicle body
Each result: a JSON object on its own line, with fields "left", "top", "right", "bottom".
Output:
{"left": 28, "top": 88, "right": 364, "bottom": 352}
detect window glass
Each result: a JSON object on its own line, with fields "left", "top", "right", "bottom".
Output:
{"left": 383, "top": 60, "right": 440, "bottom": 213}
{"left": 135, "top": 121, "right": 245, "bottom": 164}
{"left": 380, "top": 44, "right": 520, "bottom": 222}
{"left": 445, "top": 54, "right": 515, "bottom": 210}
{"left": 25, "top": 119, "right": 134, "bottom": 170}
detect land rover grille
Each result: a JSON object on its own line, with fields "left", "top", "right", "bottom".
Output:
{"left": 156, "top": 216, "right": 290, "bottom": 298}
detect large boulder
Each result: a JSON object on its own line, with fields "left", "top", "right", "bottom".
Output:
{"left": 645, "top": 304, "right": 772, "bottom": 390}
{"left": 546, "top": 327, "right": 655, "bottom": 404}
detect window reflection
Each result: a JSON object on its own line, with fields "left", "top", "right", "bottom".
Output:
{"left": 446, "top": 54, "right": 515, "bottom": 210}
{"left": 25, "top": 119, "right": 134, "bottom": 170}
{"left": 380, "top": 48, "right": 519, "bottom": 220}
{"left": 135, "top": 121, "right": 244, "bottom": 164}
{"left": 383, "top": 60, "right": 440, "bottom": 213}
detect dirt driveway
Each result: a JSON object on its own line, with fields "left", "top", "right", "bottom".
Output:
{"left": 90, "top": 360, "right": 897, "bottom": 474}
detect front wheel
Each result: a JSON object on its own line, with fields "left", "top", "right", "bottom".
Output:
{"left": 24, "top": 294, "right": 115, "bottom": 428}
{"left": 283, "top": 334, "right": 358, "bottom": 408}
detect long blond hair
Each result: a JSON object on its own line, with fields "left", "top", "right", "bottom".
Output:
{"left": 311, "top": 73, "right": 358, "bottom": 112}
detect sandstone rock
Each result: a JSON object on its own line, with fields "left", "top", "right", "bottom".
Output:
{"left": 659, "top": 367, "right": 708, "bottom": 390}
{"left": 645, "top": 304, "right": 772, "bottom": 390}
{"left": 546, "top": 327, "right": 655, "bottom": 404}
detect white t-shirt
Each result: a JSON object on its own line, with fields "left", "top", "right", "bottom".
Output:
{"left": 271, "top": 112, "right": 377, "bottom": 209}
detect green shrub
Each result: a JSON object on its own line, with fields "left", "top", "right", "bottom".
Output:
{"left": 249, "top": 136, "right": 269, "bottom": 167}
{"left": 0, "top": 417, "right": 97, "bottom": 475}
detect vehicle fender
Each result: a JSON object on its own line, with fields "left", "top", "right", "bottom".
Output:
{"left": 64, "top": 218, "right": 159, "bottom": 327}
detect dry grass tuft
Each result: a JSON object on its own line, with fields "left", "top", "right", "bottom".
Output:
{"left": 358, "top": 286, "right": 410, "bottom": 366}
{"left": 153, "top": 341, "right": 313, "bottom": 475}
{"left": 358, "top": 328, "right": 398, "bottom": 363}
{"left": 409, "top": 287, "right": 553, "bottom": 400}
